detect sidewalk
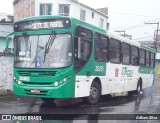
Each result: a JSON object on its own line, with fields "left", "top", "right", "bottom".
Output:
{"left": 154, "top": 77, "right": 160, "bottom": 94}
{"left": 0, "top": 89, "right": 12, "bottom": 96}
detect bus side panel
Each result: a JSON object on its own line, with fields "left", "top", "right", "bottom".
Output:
{"left": 139, "top": 67, "right": 154, "bottom": 89}
{"left": 105, "top": 63, "right": 139, "bottom": 94}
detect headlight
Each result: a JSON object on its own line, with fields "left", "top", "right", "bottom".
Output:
{"left": 54, "top": 76, "right": 71, "bottom": 87}
{"left": 17, "top": 80, "right": 22, "bottom": 85}
{"left": 54, "top": 82, "right": 59, "bottom": 87}
{"left": 63, "top": 78, "right": 67, "bottom": 82}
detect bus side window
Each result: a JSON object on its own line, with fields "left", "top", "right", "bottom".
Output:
{"left": 94, "top": 33, "right": 108, "bottom": 62}
{"left": 139, "top": 49, "right": 146, "bottom": 66}
{"left": 74, "top": 26, "right": 92, "bottom": 72}
{"left": 121, "top": 42, "right": 130, "bottom": 65}
{"left": 150, "top": 52, "right": 155, "bottom": 68}
{"left": 146, "top": 51, "right": 150, "bottom": 67}
{"left": 109, "top": 38, "right": 121, "bottom": 64}
{"left": 131, "top": 46, "right": 139, "bottom": 66}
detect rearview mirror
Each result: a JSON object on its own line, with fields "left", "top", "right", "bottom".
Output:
{"left": 5, "top": 32, "right": 14, "bottom": 55}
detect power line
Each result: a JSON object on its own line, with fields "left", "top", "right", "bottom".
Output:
{"left": 108, "top": 11, "right": 160, "bottom": 18}
{"left": 144, "top": 22, "right": 159, "bottom": 51}
{"left": 110, "top": 18, "right": 160, "bottom": 31}
{"left": 133, "top": 36, "right": 153, "bottom": 41}
{"left": 115, "top": 30, "right": 126, "bottom": 37}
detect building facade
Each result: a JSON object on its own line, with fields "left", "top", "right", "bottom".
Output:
{"left": 13, "top": 0, "right": 108, "bottom": 30}
{"left": 0, "top": 21, "right": 13, "bottom": 53}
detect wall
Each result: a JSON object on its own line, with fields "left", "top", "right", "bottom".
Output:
{"left": 0, "top": 54, "right": 13, "bottom": 93}
{"left": 13, "top": 0, "right": 35, "bottom": 21}
{"left": 0, "top": 37, "right": 5, "bottom": 52}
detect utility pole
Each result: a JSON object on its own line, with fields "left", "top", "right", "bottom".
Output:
{"left": 145, "top": 22, "right": 159, "bottom": 51}
{"left": 115, "top": 30, "right": 126, "bottom": 37}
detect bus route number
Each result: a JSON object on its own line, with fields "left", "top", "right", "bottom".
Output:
{"left": 95, "top": 66, "right": 104, "bottom": 72}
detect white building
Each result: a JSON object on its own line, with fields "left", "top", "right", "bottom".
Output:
{"left": 13, "top": 0, "right": 108, "bottom": 30}
{"left": 0, "top": 13, "right": 14, "bottom": 22}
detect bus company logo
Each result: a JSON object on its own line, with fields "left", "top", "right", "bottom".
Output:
{"left": 122, "top": 67, "right": 133, "bottom": 77}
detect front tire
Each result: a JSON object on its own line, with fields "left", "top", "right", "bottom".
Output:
{"left": 84, "top": 81, "right": 101, "bottom": 104}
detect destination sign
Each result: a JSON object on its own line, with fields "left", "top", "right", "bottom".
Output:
{"left": 14, "top": 18, "right": 71, "bottom": 32}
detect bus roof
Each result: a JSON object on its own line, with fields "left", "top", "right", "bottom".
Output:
{"left": 108, "top": 32, "right": 156, "bottom": 53}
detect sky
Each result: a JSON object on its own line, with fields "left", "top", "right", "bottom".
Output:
{"left": 78, "top": 0, "right": 160, "bottom": 41}
{"left": 0, "top": 0, "right": 160, "bottom": 41}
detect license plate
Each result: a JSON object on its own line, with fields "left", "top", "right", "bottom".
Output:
{"left": 30, "top": 89, "right": 40, "bottom": 93}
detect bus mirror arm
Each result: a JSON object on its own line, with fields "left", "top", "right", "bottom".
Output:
{"left": 5, "top": 32, "right": 15, "bottom": 55}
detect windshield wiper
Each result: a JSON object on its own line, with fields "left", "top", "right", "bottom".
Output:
{"left": 43, "top": 31, "right": 56, "bottom": 62}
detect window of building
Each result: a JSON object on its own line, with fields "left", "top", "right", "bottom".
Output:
{"left": 131, "top": 46, "right": 139, "bottom": 66}
{"left": 59, "top": 4, "right": 70, "bottom": 16}
{"left": 40, "top": 3, "right": 52, "bottom": 15}
{"left": 74, "top": 26, "right": 92, "bottom": 72}
{"left": 92, "top": 12, "right": 94, "bottom": 19}
{"left": 109, "top": 38, "right": 121, "bottom": 64}
{"left": 150, "top": 52, "right": 155, "bottom": 68}
{"left": 99, "top": 18, "right": 104, "bottom": 28}
{"left": 139, "top": 49, "right": 145, "bottom": 66}
{"left": 121, "top": 42, "right": 130, "bottom": 65}
{"left": 80, "top": 9, "right": 86, "bottom": 21}
{"left": 146, "top": 51, "right": 150, "bottom": 67}
{"left": 94, "top": 33, "right": 108, "bottom": 62}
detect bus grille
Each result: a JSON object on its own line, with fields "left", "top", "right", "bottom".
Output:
{"left": 18, "top": 70, "right": 58, "bottom": 77}
{"left": 22, "top": 82, "right": 53, "bottom": 86}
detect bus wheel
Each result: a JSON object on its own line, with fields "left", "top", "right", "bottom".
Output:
{"left": 136, "top": 79, "right": 143, "bottom": 95}
{"left": 41, "top": 98, "right": 55, "bottom": 102}
{"left": 84, "top": 81, "right": 101, "bottom": 104}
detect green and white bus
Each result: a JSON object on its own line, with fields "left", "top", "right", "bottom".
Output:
{"left": 6, "top": 15, "right": 156, "bottom": 104}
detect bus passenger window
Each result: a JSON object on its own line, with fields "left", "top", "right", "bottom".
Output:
{"left": 139, "top": 49, "right": 145, "bottom": 66}
{"left": 131, "top": 46, "right": 139, "bottom": 66}
{"left": 109, "top": 38, "right": 121, "bottom": 64}
{"left": 94, "top": 33, "right": 108, "bottom": 62}
{"left": 146, "top": 51, "right": 150, "bottom": 67}
{"left": 150, "top": 52, "right": 155, "bottom": 68}
{"left": 121, "top": 42, "right": 130, "bottom": 65}
{"left": 74, "top": 26, "right": 92, "bottom": 72}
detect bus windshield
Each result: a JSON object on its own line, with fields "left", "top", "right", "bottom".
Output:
{"left": 14, "top": 34, "right": 72, "bottom": 68}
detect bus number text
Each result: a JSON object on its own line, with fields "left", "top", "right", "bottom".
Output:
{"left": 95, "top": 66, "right": 104, "bottom": 72}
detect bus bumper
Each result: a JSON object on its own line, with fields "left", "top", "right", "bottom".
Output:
{"left": 13, "top": 81, "right": 75, "bottom": 98}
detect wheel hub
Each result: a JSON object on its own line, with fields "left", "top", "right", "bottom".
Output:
{"left": 90, "top": 87, "right": 98, "bottom": 99}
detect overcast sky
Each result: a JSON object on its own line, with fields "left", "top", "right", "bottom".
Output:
{"left": 79, "top": 0, "right": 160, "bottom": 41}
{"left": 0, "top": 0, "right": 160, "bottom": 41}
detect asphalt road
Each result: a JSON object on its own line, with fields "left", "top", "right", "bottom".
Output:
{"left": 0, "top": 78, "right": 160, "bottom": 123}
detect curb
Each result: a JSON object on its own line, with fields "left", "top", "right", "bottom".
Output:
{"left": 0, "top": 89, "right": 13, "bottom": 96}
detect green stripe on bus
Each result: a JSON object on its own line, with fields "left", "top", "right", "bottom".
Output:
{"left": 139, "top": 67, "right": 154, "bottom": 74}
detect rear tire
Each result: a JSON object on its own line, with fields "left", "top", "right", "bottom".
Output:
{"left": 84, "top": 81, "right": 101, "bottom": 104}
{"left": 136, "top": 79, "right": 143, "bottom": 95}
{"left": 41, "top": 98, "right": 55, "bottom": 102}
